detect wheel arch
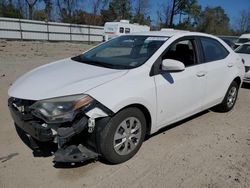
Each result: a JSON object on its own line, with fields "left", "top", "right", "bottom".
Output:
{"left": 116, "top": 103, "right": 152, "bottom": 135}
{"left": 233, "top": 76, "right": 241, "bottom": 87}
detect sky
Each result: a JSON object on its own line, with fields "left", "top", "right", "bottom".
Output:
{"left": 36, "top": 0, "right": 250, "bottom": 28}
{"left": 151, "top": 0, "right": 250, "bottom": 27}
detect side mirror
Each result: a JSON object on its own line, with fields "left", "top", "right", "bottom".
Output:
{"left": 161, "top": 59, "right": 185, "bottom": 72}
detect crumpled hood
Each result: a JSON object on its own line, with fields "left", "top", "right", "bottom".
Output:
{"left": 238, "top": 54, "right": 250, "bottom": 66}
{"left": 8, "top": 58, "right": 128, "bottom": 100}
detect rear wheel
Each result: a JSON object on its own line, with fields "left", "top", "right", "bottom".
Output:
{"left": 97, "top": 107, "right": 146, "bottom": 164}
{"left": 214, "top": 81, "right": 239, "bottom": 112}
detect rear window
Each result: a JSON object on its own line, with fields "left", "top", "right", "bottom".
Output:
{"left": 200, "top": 37, "right": 229, "bottom": 62}
{"left": 235, "top": 44, "right": 250, "bottom": 54}
{"left": 236, "top": 38, "right": 250, "bottom": 43}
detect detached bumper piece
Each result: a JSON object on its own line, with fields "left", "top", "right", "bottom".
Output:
{"left": 53, "top": 144, "right": 99, "bottom": 163}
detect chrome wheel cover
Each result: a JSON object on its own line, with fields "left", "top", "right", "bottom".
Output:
{"left": 227, "top": 86, "right": 237, "bottom": 108}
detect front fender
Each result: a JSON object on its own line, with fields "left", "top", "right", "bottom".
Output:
{"left": 86, "top": 67, "right": 158, "bottom": 134}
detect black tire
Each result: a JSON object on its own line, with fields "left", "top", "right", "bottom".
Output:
{"left": 97, "top": 107, "right": 146, "bottom": 164}
{"left": 214, "top": 81, "right": 239, "bottom": 112}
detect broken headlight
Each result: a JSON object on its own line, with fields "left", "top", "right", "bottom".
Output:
{"left": 30, "top": 94, "right": 93, "bottom": 123}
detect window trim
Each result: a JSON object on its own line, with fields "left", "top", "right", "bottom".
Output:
{"left": 150, "top": 36, "right": 203, "bottom": 76}
{"left": 119, "top": 27, "right": 124, "bottom": 33}
{"left": 198, "top": 36, "right": 229, "bottom": 63}
{"left": 125, "top": 28, "right": 130, "bottom": 33}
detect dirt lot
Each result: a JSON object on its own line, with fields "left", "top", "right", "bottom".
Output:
{"left": 0, "top": 40, "right": 249, "bottom": 188}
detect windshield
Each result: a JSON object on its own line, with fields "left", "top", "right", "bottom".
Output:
{"left": 236, "top": 38, "right": 250, "bottom": 44}
{"left": 235, "top": 44, "right": 250, "bottom": 54}
{"left": 72, "top": 35, "right": 168, "bottom": 69}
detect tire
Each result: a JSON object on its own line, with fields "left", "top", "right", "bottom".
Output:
{"left": 214, "top": 81, "right": 239, "bottom": 112}
{"left": 97, "top": 107, "right": 146, "bottom": 164}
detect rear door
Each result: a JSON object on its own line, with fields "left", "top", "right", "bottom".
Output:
{"left": 198, "top": 37, "right": 231, "bottom": 109}
{"left": 153, "top": 37, "right": 206, "bottom": 128}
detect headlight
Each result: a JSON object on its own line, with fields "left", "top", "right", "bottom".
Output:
{"left": 30, "top": 94, "right": 94, "bottom": 123}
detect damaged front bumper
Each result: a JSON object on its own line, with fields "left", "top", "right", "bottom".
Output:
{"left": 8, "top": 97, "right": 113, "bottom": 163}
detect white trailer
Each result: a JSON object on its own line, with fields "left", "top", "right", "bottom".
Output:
{"left": 103, "top": 20, "right": 150, "bottom": 41}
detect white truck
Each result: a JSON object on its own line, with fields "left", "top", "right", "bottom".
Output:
{"left": 103, "top": 20, "right": 150, "bottom": 41}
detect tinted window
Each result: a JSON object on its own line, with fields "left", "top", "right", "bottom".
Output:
{"left": 236, "top": 38, "right": 250, "bottom": 43}
{"left": 200, "top": 37, "right": 229, "bottom": 62}
{"left": 162, "top": 39, "right": 197, "bottom": 67}
{"left": 235, "top": 44, "right": 250, "bottom": 54}
{"left": 119, "top": 27, "right": 124, "bottom": 33}
{"left": 125, "top": 28, "right": 130, "bottom": 33}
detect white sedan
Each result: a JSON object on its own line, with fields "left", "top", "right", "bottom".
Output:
{"left": 8, "top": 31, "right": 245, "bottom": 164}
{"left": 235, "top": 42, "right": 250, "bottom": 83}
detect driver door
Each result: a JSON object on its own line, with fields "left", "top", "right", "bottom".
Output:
{"left": 153, "top": 37, "right": 206, "bottom": 128}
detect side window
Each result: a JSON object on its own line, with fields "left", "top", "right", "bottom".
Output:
{"left": 119, "top": 27, "right": 124, "bottom": 33}
{"left": 125, "top": 28, "right": 130, "bottom": 33}
{"left": 162, "top": 39, "right": 197, "bottom": 67}
{"left": 200, "top": 37, "right": 229, "bottom": 62}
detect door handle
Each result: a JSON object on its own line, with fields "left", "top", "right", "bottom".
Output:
{"left": 227, "top": 63, "right": 234, "bottom": 68}
{"left": 196, "top": 71, "right": 206, "bottom": 77}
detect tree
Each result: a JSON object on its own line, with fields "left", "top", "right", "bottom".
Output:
{"left": 0, "top": 0, "right": 23, "bottom": 18}
{"left": 184, "top": 0, "right": 201, "bottom": 25}
{"left": 156, "top": 2, "right": 172, "bottom": 28}
{"left": 197, "top": 6, "right": 231, "bottom": 35}
{"left": 43, "top": 0, "right": 53, "bottom": 21}
{"left": 90, "top": 0, "right": 110, "bottom": 15}
{"left": 57, "top": 0, "right": 79, "bottom": 23}
{"left": 175, "top": 0, "right": 201, "bottom": 30}
{"left": 89, "top": 0, "right": 109, "bottom": 25}
{"left": 73, "top": 10, "right": 104, "bottom": 25}
{"left": 169, "top": 0, "right": 201, "bottom": 26}
{"left": 24, "top": 0, "right": 39, "bottom": 19}
{"left": 101, "top": 0, "right": 132, "bottom": 22}
{"left": 133, "top": 0, "right": 151, "bottom": 25}
{"left": 237, "top": 10, "right": 250, "bottom": 33}
{"left": 33, "top": 9, "right": 47, "bottom": 21}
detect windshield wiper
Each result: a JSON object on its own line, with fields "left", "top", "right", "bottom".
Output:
{"left": 71, "top": 55, "right": 132, "bottom": 69}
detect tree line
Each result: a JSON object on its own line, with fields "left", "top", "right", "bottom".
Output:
{"left": 0, "top": 0, "right": 249, "bottom": 35}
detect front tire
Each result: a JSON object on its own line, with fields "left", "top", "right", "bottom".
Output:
{"left": 98, "top": 107, "right": 146, "bottom": 164}
{"left": 214, "top": 81, "right": 239, "bottom": 112}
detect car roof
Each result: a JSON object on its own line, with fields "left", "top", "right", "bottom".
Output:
{"left": 240, "top": 33, "right": 250, "bottom": 38}
{"left": 127, "top": 30, "right": 215, "bottom": 38}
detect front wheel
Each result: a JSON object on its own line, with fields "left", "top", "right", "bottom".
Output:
{"left": 214, "top": 81, "right": 239, "bottom": 112}
{"left": 97, "top": 107, "right": 146, "bottom": 164}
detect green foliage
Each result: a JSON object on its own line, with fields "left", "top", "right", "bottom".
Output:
{"left": 43, "top": 0, "right": 53, "bottom": 21}
{"left": 197, "top": 6, "right": 231, "bottom": 35}
{"left": 73, "top": 10, "right": 104, "bottom": 25}
{"left": 0, "top": 2, "right": 23, "bottom": 18}
{"left": 33, "top": 9, "right": 47, "bottom": 21}
{"left": 132, "top": 12, "right": 150, "bottom": 25}
{"left": 101, "top": 0, "right": 132, "bottom": 22}
{"left": 57, "top": 0, "right": 79, "bottom": 23}
{"left": 132, "top": 0, "right": 151, "bottom": 25}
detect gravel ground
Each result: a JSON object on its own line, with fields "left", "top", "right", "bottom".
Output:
{"left": 0, "top": 40, "right": 249, "bottom": 188}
